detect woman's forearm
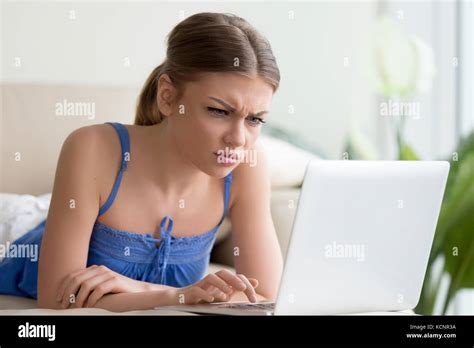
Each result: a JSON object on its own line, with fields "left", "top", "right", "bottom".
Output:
{"left": 143, "top": 281, "right": 174, "bottom": 292}
{"left": 91, "top": 289, "right": 269, "bottom": 312}
{"left": 92, "top": 289, "right": 174, "bottom": 312}
{"left": 88, "top": 281, "right": 271, "bottom": 312}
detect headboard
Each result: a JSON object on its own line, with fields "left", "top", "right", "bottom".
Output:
{"left": 1, "top": 84, "right": 141, "bottom": 195}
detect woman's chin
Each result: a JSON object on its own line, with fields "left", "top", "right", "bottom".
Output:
{"left": 192, "top": 155, "right": 239, "bottom": 178}
{"left": 201, "top": 162, "right": 237, "bottom": 178}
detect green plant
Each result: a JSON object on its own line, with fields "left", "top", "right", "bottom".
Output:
{"left": 415, "top": 132, "right": 474, "bottom": 314}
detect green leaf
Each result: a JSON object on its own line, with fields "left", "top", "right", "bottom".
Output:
{"left": 432, "top": 151, "right": 474, "bottom": 263}
{"left": 444, "top": 133, "right": 474, "bottom": 200}
{"left": 418, "top": 132, "right": 474, "bottom": 314}
{"left": 399, "top": 143, "right": 419, "bottom": 160}
{"left": 443, "top": 211, "right": 474, "bottom": 288}
{"left": 442, "top": 154, "right": 474, "bottom": 290}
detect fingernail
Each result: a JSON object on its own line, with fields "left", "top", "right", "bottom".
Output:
{"left": 224, "top": 286, "right": 232, "bottom": 294}
{"left": 251, "top": 295, "right": 257, "bottom": 303}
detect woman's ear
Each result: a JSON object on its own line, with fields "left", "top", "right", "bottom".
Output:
{"left": 157, "top": 74, "right": 177, "bottom": 118}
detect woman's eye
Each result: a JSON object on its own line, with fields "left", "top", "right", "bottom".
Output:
{"left": 207, "top": 107, "right": 266, "bottom": 126}
{"left": 247, "top": 117, "right": 266, "bottom": 126}
{"left": 207, "top": 107, "right": 229, "bottom": 116}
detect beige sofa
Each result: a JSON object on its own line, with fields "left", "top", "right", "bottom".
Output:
{"left": 0, "top": 84, "right": 315, "bottom": 311}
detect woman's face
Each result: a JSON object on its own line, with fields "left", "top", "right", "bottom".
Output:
{"left": 164, "top": 72, "right": 274, "bottom": 178}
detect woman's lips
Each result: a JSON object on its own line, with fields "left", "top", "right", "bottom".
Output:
{"left": 214, "top": 151, "right": 239, "bottom": 165}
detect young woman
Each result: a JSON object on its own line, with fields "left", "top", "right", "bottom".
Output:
{"left": 0, "top": 12, "right": 283, "bottom": 312}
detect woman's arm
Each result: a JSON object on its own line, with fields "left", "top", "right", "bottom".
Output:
{"left": 86, "top": 290, "right": 172, "bottom": 312}
{"left": 228, "top": 142, "right": 284, "bottom": 301}
{"left": 38, "top": 126, "right": 108, "bottom": 309}
{"left": 74, "top": 286, "right": 265, "bottom": 312}
{"left": 64, "top": 268, "right": 262, "bottom": 312}
{"left": 82, "top": 287, "right": 210, "bottom": 312}
{"left": 87, "top": 270, "right": 260, "bottom": 312}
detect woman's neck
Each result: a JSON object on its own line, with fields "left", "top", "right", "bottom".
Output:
{"left": 144, "top": 121, "right": 211, "bottom": 198}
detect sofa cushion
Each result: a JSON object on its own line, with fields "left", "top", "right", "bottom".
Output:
{"left": 259, "top": 136, "right": 319, "bottom": 188}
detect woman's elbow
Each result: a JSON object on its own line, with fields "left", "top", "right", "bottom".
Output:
{"left": 37, "top": 293, "right": 62, "bottom": 310}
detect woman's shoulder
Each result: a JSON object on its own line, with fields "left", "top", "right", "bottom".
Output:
{"left": 232, "top": 141, "right": 269, "bottom": 180}
{"left": 60, "top": 124, "right": 128, "bottom": 185}
{"left": 229, "top": 141, "right": 270, "bottom": 208}
{"left": 64, "top": 123, "right": 113, "bottom": 148}
{"left": 64, "top": 123, "right": 132, "bottom": 160}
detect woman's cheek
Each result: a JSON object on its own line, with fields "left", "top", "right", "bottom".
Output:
{"left": 199, "top": 120, "right": 227, "bottom": 142}
{"left": 247, "top": 130, "right": 260, "bottom": 145}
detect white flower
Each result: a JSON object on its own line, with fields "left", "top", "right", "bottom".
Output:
{"left": 372, "top": 16, "right": 436, "bottom": 97}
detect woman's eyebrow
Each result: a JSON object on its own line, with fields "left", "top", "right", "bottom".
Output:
{"left": 208, "top": 96, "right": 268, "bottom": 117}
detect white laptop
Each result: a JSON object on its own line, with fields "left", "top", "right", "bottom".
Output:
{"left": 156, "top": 160, "right": 450, "bottom": 315}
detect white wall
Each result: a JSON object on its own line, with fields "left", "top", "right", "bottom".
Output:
{"left": 373, "top": 1, "right": 454, "bottom": 160}
{"left": 385, "top": 0, "right": 473, "bottom": 314}
{"left": 1, "top": 0, "right": 378, "bottom": 159}
{"left": 459, "top": 0, "right": 473, "bottom": 138}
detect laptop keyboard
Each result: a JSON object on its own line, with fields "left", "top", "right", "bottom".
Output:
{"left": 214, "top": 302, "right": 275, "bottom": 310}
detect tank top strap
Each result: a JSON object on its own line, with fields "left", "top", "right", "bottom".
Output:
{"left": 217, "top": 171, "right": 233, "bottom": 225}
{"left": 106, "top": 122, "right": 130, "bottom": 170}
{"left": 98, "top": 122, "right": 131, "bottom": 217}
{"left": 223, "top": 171, "right": 233, "bottom": 214}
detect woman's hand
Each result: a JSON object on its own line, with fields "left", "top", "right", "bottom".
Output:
{"left": 56, "top": 265, "right": 147, "bottom": 309}
{"left": 166, "top": 269, "right": 259, "bottom": 305}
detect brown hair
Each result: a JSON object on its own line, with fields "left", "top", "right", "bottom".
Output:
{"left": 134, "top": 12, "right": 280, "bottom": 126}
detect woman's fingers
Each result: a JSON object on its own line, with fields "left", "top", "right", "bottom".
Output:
{"left": 60, "top": 267, "right": 102, "bottom": 308}
{"left": 74, "top": 273, "right": 112, "bottom": 308}
{"left": 215, "top": 270, "right": 247, "bottom": 292}
{"left": 84, "top": 276, "right": 117, "bottom": 308}
{"left": 200, "top": 273, "right": 233, "bottom": 295}
{"left": 207, "top": 286, "right": 231, "bottom": 302}
{"left": 56, "top": 266, "right": 97, "bottom": 302}
{"left": 249, "top": 278, "right": 259, "bottom": 289}
{"left": 209, "top": 276, "right": 258, "bottom": 303}
{"left": 237, "top": 274, "right": 258, "bottom": 303}
{"left": 174, "top": 271, "right": 261, "bottom": 305}
{"left": 213, "top": 270, "right": 259, "bottom": 302}
{"left": 189, "top": 287, "right": 215, "bottom": 304}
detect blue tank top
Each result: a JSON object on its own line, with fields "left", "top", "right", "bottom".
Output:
{"left": 0, "top": 122, "right": 233, "bottom": 299}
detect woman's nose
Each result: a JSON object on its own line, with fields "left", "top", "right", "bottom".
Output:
{"left": 224, "top": 121, "right": 246, "bottom": 148}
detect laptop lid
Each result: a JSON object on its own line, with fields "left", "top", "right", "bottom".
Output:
{"left": 275, "top": 160, "right": 449, "bottom": 315}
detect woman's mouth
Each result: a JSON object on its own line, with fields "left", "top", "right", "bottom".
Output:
{"left": 214, "top": 151, "right": 239, "bottom": 165}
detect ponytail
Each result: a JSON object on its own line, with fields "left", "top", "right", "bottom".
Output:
{"left": 135, "top": 62, "right": 166, "bottom": 126}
